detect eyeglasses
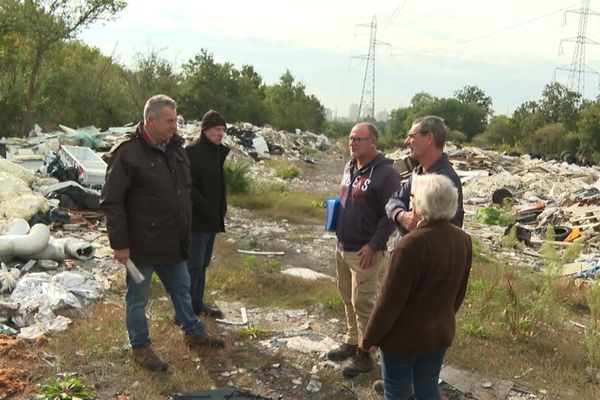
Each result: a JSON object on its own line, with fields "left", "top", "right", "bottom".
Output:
{"left": 349, "top": 136, "right": 372, "bottom": 143}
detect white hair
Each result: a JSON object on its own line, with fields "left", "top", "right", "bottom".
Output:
{"left": 143, "top": 94, "right": 177, "bottom": 120}
{"left": 411, "top": 174, "right": 458, "bottom": 221}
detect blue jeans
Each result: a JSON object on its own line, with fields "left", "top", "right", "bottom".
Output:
{"left": 187, "top": 232, "right": 216, "bottom": 312}
{"left": 380, "top": 347, "right": 447, "bottom": 400}
{"left": 125, "top": 261, "right": 204, "bottom": 347}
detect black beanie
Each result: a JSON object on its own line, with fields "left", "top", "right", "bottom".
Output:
{"left": 201, "top": 109, "right": 226, "bottom": 132}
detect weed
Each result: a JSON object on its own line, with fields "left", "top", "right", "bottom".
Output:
{"left": 275, "top": 164, "right": 299, "bottom": 180}
{"left": 264, "top": 259, "right": 282, "bottom": 273}
{"left": 462, "top": 319, "right": 489, "bottom": 338}
{"left": 475, "top": 206, "right": 515, "bottom": 226}
{"left": 225, "top": 159, "right": 250, "bottom": 194}
{"left": 243, "top": 255, "right": 258, "bottom": 271}
{"left": 30, "top": 373, "right": 95, "bottom": 400}
{"left": 238, "top": 324, "right": 267, "bottom": 340}
{"left": 324, "top": 296, "right": 343, "bottom": 311}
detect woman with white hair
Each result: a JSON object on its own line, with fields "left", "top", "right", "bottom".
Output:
{"left": 362, "top": 173, "right": 472, "bottom": 400}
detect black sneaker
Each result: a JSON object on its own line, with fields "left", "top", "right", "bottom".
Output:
{"left": 327, "top": 343, "right": 358, "bottom": 361}
{"left": 342, "top": 349, "right": 373, "bottom": 378}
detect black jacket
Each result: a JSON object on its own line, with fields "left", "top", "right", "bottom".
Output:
{"left": 100, "top": 124, "right": 192, "bottom": 265}
{"left": 185, "top": 135, "right": 230, "bottom": 233}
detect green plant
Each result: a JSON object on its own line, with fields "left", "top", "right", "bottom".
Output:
{"left": 475, "top": 207, "right": 515, "bottom": 226}
{"left": 238, "top": 324, "right": 267, "bottom": 340}
{"left": 224, "top": 159, "right": 250, "bottom": 194}
{"left": 324, "top": 296, "right": 343, "bottom": 311}
{"left": 264, "top": 259, "right": 281, "bottom": 273}
{"left": 30, "top": 373, "right": 95, "bottom": 400}
{"left": 242, "top": 255, "right": 258, "bottom": 271}
{"left": 275, "top": 164, "right": 299, "bottom": 180}
{"left": 462, "top": 319, "right": 489, "bottom": 338}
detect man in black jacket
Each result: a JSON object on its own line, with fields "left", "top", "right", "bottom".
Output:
{"left": 100, "top": 95, "right": 225, "bottom": 373}
{"left": 185, "top": 110, "right": 230, "bottom": 319}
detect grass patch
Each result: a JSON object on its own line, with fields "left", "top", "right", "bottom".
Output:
{"left": 230, "top": 190, "right": 326, "bottom": 224}
{"left": 237, "top": 325, "right": 268, "bottom": 340}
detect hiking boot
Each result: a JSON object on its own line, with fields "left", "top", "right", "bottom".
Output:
{"left": 131, "top": 343, "right": 168, "bottom": 372}
{"left": 185, "top": 332, "right": 225, "bottom": 349}
{"left": 372, "top": 379, "right": 384, "bottom": 396}
{"left": 327, "top": 343, "right": 358, "bottom": 361}
{"left": 342, "top": 349, "right": 373, "bottom": 378}
{"left": 196, "top": 304, "right": 223, "bottom": 319}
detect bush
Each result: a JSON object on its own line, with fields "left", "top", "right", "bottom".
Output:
{"left": 275, "top": 164, "right": 299, "bottom": 180}
{"left": 224, "top": 159, "right": 250, "bottom": 194}
{"left": 447, "top": 129, "right": 467, "bottom": 143}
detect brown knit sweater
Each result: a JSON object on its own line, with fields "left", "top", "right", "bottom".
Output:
{"left": 362, "top": 220, "right": 472, "bottom": 355}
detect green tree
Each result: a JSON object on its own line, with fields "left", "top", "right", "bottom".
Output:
{"left": 5, "top": 0, "right": 126, "bottom": 136}
{"left": 125, "top": 48, "right": 181, "bottom": 112}
{"left": 264, "top": 70, "right": 325, "bottom": 132}
{"left": 530, "top": 123, "right": 578, "bottom": 157}
{"left": 473, "top": 115, "right": 514, "bottom": 147}
{"left": 454, "top": 84, "right": 493, "bottom": 118}
{"left": 540, "top": 82, "right": 581, "bottom": 131}
{"left": 577, "top": 100, "right": 600, "bottom": 160}
{"left": 35, "top": 40, "right": 136, "bottom": 128}
{"left": 179, "top": 49, "right": 267, "bottom": 124}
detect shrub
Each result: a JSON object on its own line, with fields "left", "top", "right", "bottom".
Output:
{"left": 275, "top": 164, "right": 299, "bottom": 180}
{"left": 224, "top": 159, "right": 250, "bottom": 194}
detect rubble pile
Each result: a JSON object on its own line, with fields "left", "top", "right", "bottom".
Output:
{"left": 447, "top": 146, "right": 600, "bottom": 278}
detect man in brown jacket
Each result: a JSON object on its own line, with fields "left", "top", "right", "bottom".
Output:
{"left": 100, "top": 94, "right": 224, "bottom": 372}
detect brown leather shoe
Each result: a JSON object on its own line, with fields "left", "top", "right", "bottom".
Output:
{"left": 342, "top": 349, "right": 373, "bottom": 378}
{"left": 327, "top": 343, "right": 358, "bottom": 361}
{"left": 132, "top": 343, "right": 168, "bottom": 372}
{"left": 185, "top": 332, "right": 225, "bottom": 349}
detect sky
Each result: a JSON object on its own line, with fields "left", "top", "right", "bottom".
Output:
{"left": 79, "top": 0, "right": 600, "bottom": 119}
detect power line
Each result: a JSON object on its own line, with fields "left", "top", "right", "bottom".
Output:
{"left": 553, "top": 0, "right": 600, "bottom": 97}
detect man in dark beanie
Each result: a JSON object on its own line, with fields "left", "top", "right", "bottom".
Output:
{"left": 185, "top": 109, "right": 230, "bottom": 318}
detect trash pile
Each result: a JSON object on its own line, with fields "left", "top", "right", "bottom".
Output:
{"left": 446, "top": 146, "right": 600, "bottom": 280}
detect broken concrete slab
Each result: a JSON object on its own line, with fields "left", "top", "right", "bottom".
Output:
{"left": 440, "top": 365, "right": 513, "bottom": 400}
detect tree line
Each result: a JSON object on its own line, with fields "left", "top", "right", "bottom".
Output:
{"left": 3, "top": 1, "right": 600, "bottom": 163}
{"left": 0, "top": 0, "right": 326, "bottom": 137}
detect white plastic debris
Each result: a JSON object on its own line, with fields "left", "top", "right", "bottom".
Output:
{"left": 281, "top": 267, "right": 335, "bottom": 281}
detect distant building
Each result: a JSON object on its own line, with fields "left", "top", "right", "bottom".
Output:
{"left": 348, "top": 103, "right": 359, "bottom": 122}
{"left": 325, "top": 108, "right": 334, "bottom": 121}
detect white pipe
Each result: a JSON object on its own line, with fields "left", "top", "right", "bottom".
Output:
{"left": 0, "top": 224, "right": 51, "bottom": 262}
{"left": 4, "top": 218, "right": 30, "bottom": 235}
{"left": 29, "top": 238, "right": 95, "bottom": 261}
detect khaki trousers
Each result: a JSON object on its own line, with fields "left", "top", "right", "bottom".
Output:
{"left": 335, "top": 248, "right": 384, "bottom": 345}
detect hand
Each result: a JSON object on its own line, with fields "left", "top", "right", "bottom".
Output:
{"left": 113, "top": 248, "right": 130, "bottom": 264}
{"left": 357, "top": 244, "right": 376, "bottom": 269}
{"left": 397, "top": 210, "right": 420, "bottom": 231}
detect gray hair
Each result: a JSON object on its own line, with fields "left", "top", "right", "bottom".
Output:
{"left": 143, "top": 94, "right": 177, "bottom": 120}
{"left": 412, "top": 174, "right": 458, "bottom": 221}
{"left": 355, "top": 122, "right": 379, "bottom": 140}
{"left": 412, "top": 115, "right": 446, "bottom": 149}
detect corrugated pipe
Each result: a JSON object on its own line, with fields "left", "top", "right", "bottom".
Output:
{"left": 0, "top": 223, "right": 51, "bottom": 262}
{"left": 29, "top": 238, "right": 95, "bottom": 261}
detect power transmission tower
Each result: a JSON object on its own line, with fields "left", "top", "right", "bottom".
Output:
{"left": 553, "top": 0, "right": 600, "bottom": 97}
{"left": 354, "top": 16, "right": 390, "bottom": 121}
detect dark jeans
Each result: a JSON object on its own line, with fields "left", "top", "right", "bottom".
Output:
{"left": 380, "top": 347, "right": 447, "bottom": 400}
{"left": 187, "top": 232, "right": 216, "bottom": 312}
{"left": 125, "top": 261, "right": 204, "bottom": 347}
